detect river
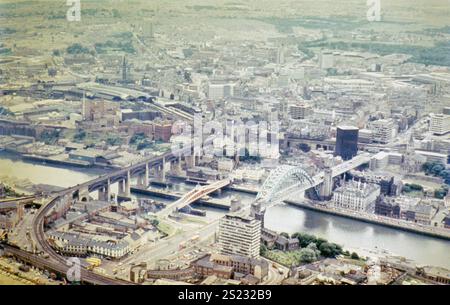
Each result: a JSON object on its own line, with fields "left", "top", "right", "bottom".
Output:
{"left": 1, "top": 153, "right": 449, "bottom": 269}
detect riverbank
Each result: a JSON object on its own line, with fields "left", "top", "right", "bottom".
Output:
{"left": 0, "top": 150, "right": 115, "bottom": 171}
{"left": 0, "top": 152, "right": 108, "bottom": 189}
{"left": 1, "top": 154, "right": 450, "bottom": 269}
{"left": 284, "top": 200, "right": 450, "bottom": 241}
{"left": 219, "top": 182, "right": 450, "bottom": 241}
{"left": 22, "top": 154, "right": 92, "bottom": 167}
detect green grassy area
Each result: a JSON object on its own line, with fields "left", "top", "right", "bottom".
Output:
{"left": 156, "top": 221, "right": 176, "bottom": 236}
{"left": 402, "top": 190, "right": 423, "bottom": 198}
{"left": 264, "top": 249, "right": 365, "bottom": 268}
{"left": 263, "top": 250, "right": 302, "bottom": 267}
{"left": 94, "top": 40, "right": 135, "bottom": 54}
{"left": 180, "top": 217, "right": 208, "bottom": 225}
{"left": 338, "top": 257, "right": 366, "bottom": 267}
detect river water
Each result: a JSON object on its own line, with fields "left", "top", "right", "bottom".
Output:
{"left": 1, "top": 153, "right": 449, "bottom": 269}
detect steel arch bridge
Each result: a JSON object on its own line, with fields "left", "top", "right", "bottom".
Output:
{"left": 256, "top": 165, "right": 319, "bottom": 206}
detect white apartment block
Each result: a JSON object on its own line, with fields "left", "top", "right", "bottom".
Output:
{"left": 218, "top": 213, "right": 261, "bottom": 259}
{"left": 208, "top": 83, "right": 234, "bottom": 100}
{"left": 369, "top": 151, "right": 404, "bottom": 169}
{"left": 368, "top": 119, "right": 398, "bottom": 144}
{"left": 319, "top": 52, "right": 334, "bottom": 70}
{"left": 332, "top": 181, "right": 381, "bottom": 212}
{"left": 289, "top": 103, "right": 312, "bottom": 120}
{"left": 369, "top": 151, "right": 389, "bottom": 170}
{"left": 415, "top": 150, "right": 447, "bottom": 164}
{"left": 429, "top": 113, "right": 450, "bottom": 135}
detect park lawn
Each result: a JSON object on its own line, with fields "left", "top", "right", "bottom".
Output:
{"left": 402, "top": 190, "right": 424, "bottom": 198}
{"left": 338, "top": 256, "right": 366, "bottom": 267}
{"left": 156, "top": 220, "right": 176, "bottom": 236}
{"left": 180, "top": 217, "right": 208, "bottom": 225}
{"left": 263, "top": 249, "right": 302, "bottom": 267}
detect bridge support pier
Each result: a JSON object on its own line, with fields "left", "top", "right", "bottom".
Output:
{"left": 118, "top": 172, "right": 131, "bottom": 198}
{"left": 156, "top": 159, "right": 167, "bottom": 182}
{"left": 150, "top": 165, "right": 157, "bottom": 177}
{"left": 171, "top": 158, "right": 182, "bottom": 175}
{"left": 318, "top": 167, "right": 333, "bottom": 200}
{"left": 98, "top": 180, "right": 111, "bottom": 201}
{"left": 185, "top": 155, "right": 195, "bottom": 169}
{"left": 105, "top": 179, "right": 111, "bottom": 201}
{"left": 78, "top": 186, "right": 90, "bottom": 202}
{"left": 144, "top": 163, "right": 149, "bottom": 187}
{"left": 118, "top": 180, "right": 125, "bottom": 196}
{"left": 125, "top": 171, "right": 131, "bottom": 197}
{"left": 137, "top": 170, "right": 148, "bottom": 189}
{"left": 98, "top": 187, "right": 108, "bottom": 201}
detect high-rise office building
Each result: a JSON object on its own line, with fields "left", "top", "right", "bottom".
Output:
{"left": 218, "top": 213, "right": 261, "bottom": 259}
{"left": 334, "top": 126, "right": 359, "bottom": 160}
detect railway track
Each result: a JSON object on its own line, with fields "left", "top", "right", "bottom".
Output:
{"left": 31, "top": 197, "right": 133, "bottom": 285}
{"left": 26, "top": 143, "right": 200, "bottom": 285}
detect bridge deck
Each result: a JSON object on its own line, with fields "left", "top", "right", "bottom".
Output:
{"left": 258, "top": 153, "right": 371, "bottom": 209}
{"left": 158, "top": 179, "right": 231, "bottom": 217}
